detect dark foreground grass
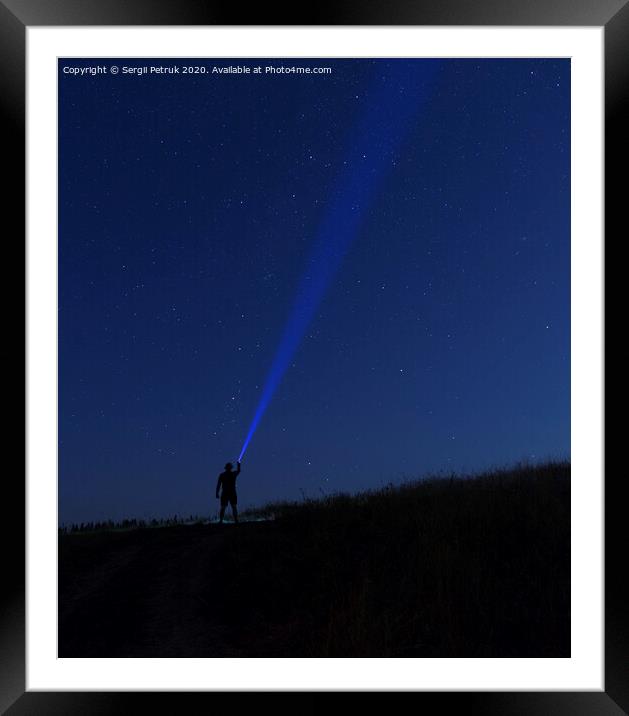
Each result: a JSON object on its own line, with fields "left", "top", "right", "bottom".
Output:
{"left": 59, "top": 461, "right": 570, "bottom": 657}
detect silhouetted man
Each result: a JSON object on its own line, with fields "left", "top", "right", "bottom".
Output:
{"left": 216, "top": 461, "right": 241, "bottom": 524}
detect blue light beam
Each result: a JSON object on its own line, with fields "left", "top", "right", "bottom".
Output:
{"left": 239, "top": 61, "right": 441, "bottom": 461}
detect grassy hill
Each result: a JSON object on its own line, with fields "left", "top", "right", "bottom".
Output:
{"left": 59, "top": 461, "right": 570, "bottom": 657}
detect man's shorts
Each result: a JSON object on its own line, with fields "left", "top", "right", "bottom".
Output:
{"left": 220, "top": 491, "right": 237, "bottom": 507}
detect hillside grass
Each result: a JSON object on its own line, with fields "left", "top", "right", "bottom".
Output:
{"left": 59, "top": 461, "right": 570, "bottom": 657}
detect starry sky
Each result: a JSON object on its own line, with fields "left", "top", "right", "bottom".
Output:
{"left": 58, "top": 58, "right": 570, "bottom": 525}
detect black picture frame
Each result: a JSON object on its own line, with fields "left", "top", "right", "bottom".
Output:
{"left": 6, "top": 0, "right": 620, "bottom": 712}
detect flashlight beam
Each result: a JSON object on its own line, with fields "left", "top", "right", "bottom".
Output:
{"left": 239, "top": 61, "right": 441, "bottom": 460}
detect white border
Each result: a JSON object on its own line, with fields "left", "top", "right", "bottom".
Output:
{"left": 26, "top": 27, "right": 603, "bottom": 691}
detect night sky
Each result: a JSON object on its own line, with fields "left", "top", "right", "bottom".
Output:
{"left": 59, "top": 58, "right": 570, "bottom": 525}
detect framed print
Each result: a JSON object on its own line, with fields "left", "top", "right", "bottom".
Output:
{"left": 6, "top": 0, "right": 621, "bottom": 711}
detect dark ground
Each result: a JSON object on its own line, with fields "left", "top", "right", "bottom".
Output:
{"left": 59, "top": 462, "right": 570, "bottom": 657}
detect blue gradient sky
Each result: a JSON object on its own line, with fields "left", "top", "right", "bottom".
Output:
{"left": 58, "top": 58, "right": 570, "bottom": 524}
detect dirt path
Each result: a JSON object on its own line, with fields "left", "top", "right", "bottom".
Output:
{"left": 59, "top": 522, "right": 264, "bottom": 657}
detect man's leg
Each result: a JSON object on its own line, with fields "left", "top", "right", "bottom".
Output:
{"left": 219, "top": 504, "right": 226, "bottom": 523}
{"left": 232, "top": 504, "right": 239, "bottom": 524}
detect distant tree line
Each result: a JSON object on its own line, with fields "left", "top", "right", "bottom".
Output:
{"left": 58, "top": 514, "right": 207, "bottom": 535}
